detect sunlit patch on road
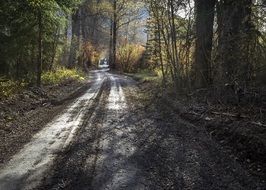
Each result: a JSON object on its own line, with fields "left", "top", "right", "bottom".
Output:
{"left": 92, "top": 73, "right": 144, "bottom": 190}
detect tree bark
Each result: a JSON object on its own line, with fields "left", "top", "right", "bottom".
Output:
{"left": 111, "top": 0, "right": 117, "bottom": 70}
{"left": 109, "top": 19, "right": 113, "bottom": 67}
{"left": 37, "top": 9, "right": 42, "bottom": 87}
{"left": 68, "top": 10, "right": 80, "bottom": 69}
{"left": 194, "top": 0, "right": 215, "bottom": 87}
{"left": 217, "top": 0, "right": 253, "bottom": 84}
{"left": 157, "top": 21, "right": 166, "bottom": 87}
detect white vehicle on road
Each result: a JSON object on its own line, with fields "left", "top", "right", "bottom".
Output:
{"left": 98, "top": 58, "right": 109, "bottom": 69}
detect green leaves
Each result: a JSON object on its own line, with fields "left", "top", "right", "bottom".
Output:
{"left": 0, "top": 0, "right": 82, "bottom": 79}
{"left": 27, "top": 0, "right": 45, "bottom": 8}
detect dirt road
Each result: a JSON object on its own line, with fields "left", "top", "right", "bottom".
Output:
{"left": 0, "top": 70, "right": 264, "bottom": 190}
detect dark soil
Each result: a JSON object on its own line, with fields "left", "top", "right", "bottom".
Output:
{"left": 181, "top": 110, "right": 266, "bottom": 181}
{"left": 139, "top": 81, "right": 266, "bottom": 185}
{"left": 0, "top": 79, "right": 88, "bottom": 167}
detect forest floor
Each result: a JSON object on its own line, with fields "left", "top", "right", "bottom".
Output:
{"left": 133, "top": 75, "right": 266, "bottom": 184}
{"left": 0, "top": 70, "right": 265, "bottom": 190}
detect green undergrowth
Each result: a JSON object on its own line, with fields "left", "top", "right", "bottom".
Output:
{"left": 0, "top": 68, "right": 85, "bottom": 99}
{"left": 42, "top": 68, "right": 85, "bottom": 85}
{"left": 127, "top": 69, "right": 159, "bottom": 82}
{"left": 0, "top": 80, "right": 27, "bottom": 99}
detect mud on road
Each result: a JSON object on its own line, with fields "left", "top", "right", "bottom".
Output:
{"left": 0, "top": 70, "right": 265, "bottom": 190}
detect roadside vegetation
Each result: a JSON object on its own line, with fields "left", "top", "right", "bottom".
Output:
{"left": 41, "top": 68, "right": 85, "bottom": 85}
{"left": 0, "top": 80, "right": 26, "bottom": 99}
{"left": 126, "top": 69, "right": 158, "bottom": 83}
{"left": 0, "top": 68, "right": 85, "bottom": 99}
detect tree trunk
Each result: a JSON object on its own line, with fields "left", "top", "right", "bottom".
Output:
{"left": 217, "top": 0, "right": 253, "bottom": 84}
{"left": 156, "top": 20, "right": 166, "bottom": 87}
{"left": 68, "top": 10, "right": 80, "bottom": 69}
{"left": 109, "top": 18, "right": 113, "bottom": 65}
{"left": 194, "top": 0, "right": 215, "bottom": 87}
{"left": 111, "top": 0, "right": 117, "bottom": 70}
{"left": 37, "top": 9, "right": 42, "bottom": 87}
{"left": 170, "top": 0, "right": 179, "bottom": 81}
{"left": 49, "top": 28, "right": 60, "bottom": 70}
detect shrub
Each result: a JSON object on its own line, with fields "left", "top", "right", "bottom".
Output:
{"left": 41, "top": 68, "right": 85, "bottom": 85}
{"left": 0, "top": 80, "right": 26, "bottom": 98}
{"left": 116, "top": 44, "right": 145, "bottom": 73}
{"left": 0, "top": 69, "right": 85, "bottom": 99}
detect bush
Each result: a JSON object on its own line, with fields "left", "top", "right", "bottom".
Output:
{"left": 117, "top": 44, "right": 145, "bottom": 73}
{"left": 0, "top": 69, "right": 85, "bottom": 99}
{"left": 0, "top": 80, "right": 26, "bottom": 98}
{"left": 134, "top": 69, "right": 159, "bottom": 81}
{"left": 41, "top": 68, "right": 85, "bottom": 85}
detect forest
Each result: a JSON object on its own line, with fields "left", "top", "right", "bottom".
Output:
{"left": 0, "top": 0, "right": 266, "bottom": 189}
{"left": 1, "top": 0, "right": 266, "bottom": 92}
